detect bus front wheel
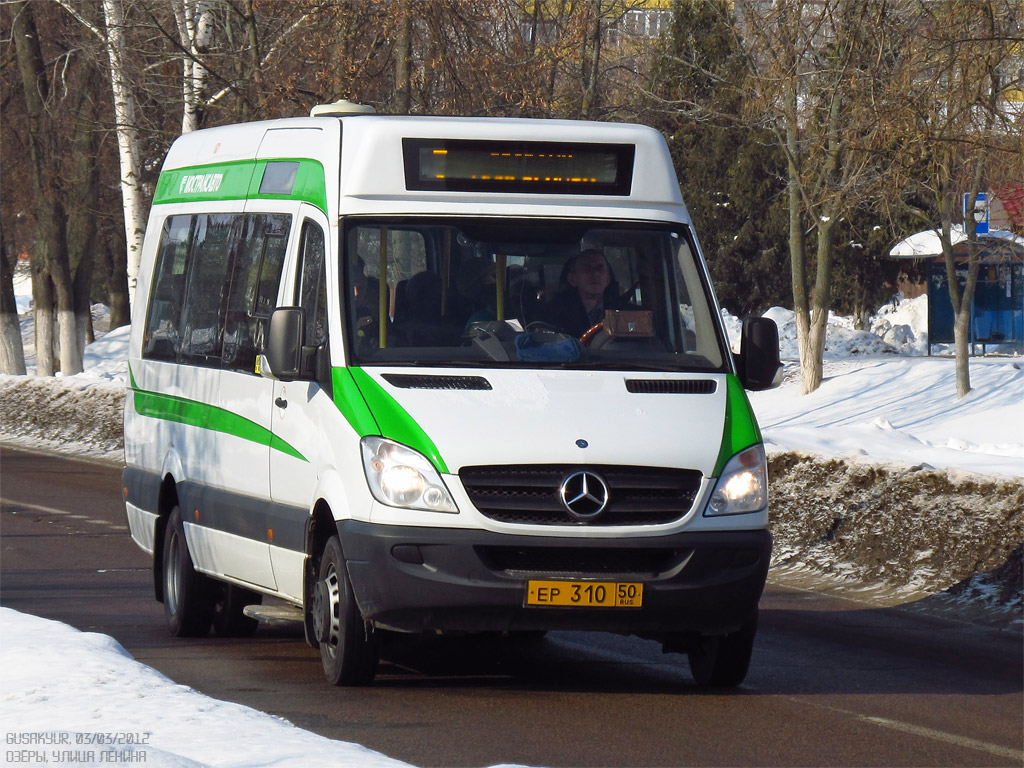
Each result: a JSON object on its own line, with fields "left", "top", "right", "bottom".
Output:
{"left": 688, "top": 611, "right": 758, "bottom": 688}
{"left": 313, "top": 536, "right": 378, "bottom": 686}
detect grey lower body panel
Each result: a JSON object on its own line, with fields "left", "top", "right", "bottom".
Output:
{"left": 338, "top": 520, "right": 771, "bottom": 638}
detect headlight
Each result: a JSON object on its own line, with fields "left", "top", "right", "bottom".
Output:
{"left": 706, "top": 444, "right": 768, "bottom": 516}
{"left": 361, "top": 436, "right": 458, "bottom": 513}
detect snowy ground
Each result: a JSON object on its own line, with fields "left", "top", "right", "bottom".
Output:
{"left": 0, "top": 609, "right": 415, "bottom": 768}
{"left": 730, "top": 301, "right": 1024, "bottom": 478}
{"left": 1, "top": 271, "right": 1022, "bottom": 768}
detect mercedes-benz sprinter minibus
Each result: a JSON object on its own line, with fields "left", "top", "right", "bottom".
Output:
{"left": 123, "top": 101, "right": 780, "bottom": 688}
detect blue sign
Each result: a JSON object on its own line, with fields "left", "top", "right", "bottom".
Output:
{"left": 963, "top": 192, "right": 989, "bottom": 235}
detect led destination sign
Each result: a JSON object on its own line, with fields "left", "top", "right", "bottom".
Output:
{"left": 403, "top": 139, "right": 635, "bottom": 195}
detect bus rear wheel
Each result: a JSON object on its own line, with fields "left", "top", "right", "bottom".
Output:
{"left": 162, "top": 505, "right": 213, "bottom": 638}
{"left": 313, "top": 536, "right": 378, "bottom": 686}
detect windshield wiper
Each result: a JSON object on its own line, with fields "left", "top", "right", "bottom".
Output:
{"left": 554, "top": 361, "right": 679, "bottom": 372}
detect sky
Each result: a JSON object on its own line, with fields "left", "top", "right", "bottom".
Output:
{"left": 2, "top": 277, "right": 1022, "bottom": 768}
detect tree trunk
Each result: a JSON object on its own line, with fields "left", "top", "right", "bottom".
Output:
{"left": 852, "top": 295, "right": 871, "bottom": 331}
{"left": 0, "top": 228, "right": 27, "bottom": 376}
{"left": 939, "top": 184, "right": 979, "bottom": 399}
{"left": 394, "top": 2, "right": 412, "bottom": 113}
{"left": 13, "top": 0, "right": 58, "bottom": 376}
{"left": 107, "top": 229, "right": 131, "bottom": 330}
{"left": 804, "top": 214, "right": 837, "bottom": 394}
{"left": 581, "top": 4, "right": 603, "bottom": 119}
{"left": 102, "top": 0, "right": 147, "bottom": 310}
{"left": 953, "top": 301, "right": 972, "bottom": 398}
{"left": 66, "top": 64, "right": 102, "bottom": 373}
{"left": 800, "top": 78, "right": 843, "bottom": 395}
{"left": 175, "top": 0, "right": 214, "bottom": 134}
{"left": 70, "top": 215, "right": 97, "bottom": 369}
{"left": 48, "top": 208, "right": 81, "bottom": 377}
{"left": 954, "top": 240, "right": 982, "bottom": 399}
{"left": 243, "top": 0, "right": 266, "bottom": 116}
{"left": 32, "top": 267, "right": 56, "bottom": 377}
{"left": 783, "top": 77, "right": 815, "bottom": 393}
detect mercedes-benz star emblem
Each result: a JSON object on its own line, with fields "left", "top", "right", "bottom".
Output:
{"left": 559, "top": 471, "right": 610, "bottom": 520}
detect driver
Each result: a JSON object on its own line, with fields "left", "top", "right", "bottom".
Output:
{"left": 542, "top": 249, "right": 628, "bottom": 338}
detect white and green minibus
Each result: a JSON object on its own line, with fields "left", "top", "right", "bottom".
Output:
{"left": 123, "top": 100, "right": 780, "bottom": 688}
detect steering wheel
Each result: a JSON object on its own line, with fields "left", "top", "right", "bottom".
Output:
{"left": 579, "top": 322, "right": 605, "bottom": 346}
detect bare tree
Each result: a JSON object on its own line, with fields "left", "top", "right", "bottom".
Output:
{"left": 12, "top": 0, "right": 63, "bottom": 375}
{"left": 53, "top": 0, "right": 147, "bottom": 311}
{"left": 738, "top": 0, "right": 903, "bottom": 394}
{"left": 882, "top": 0, "right": 1023, "bottom": 397}
{"left": 639, "top": 1, "right": 792, "bottom": 318}
{"left": 0, "top": 223, "right": 27, "bottom": 376}
{"left": 173, "top": 0, "right": 215, "bottom": 133}
{"left": 10, "top": 0, "right": 112, "bottom": 376}
{"left": 394, "top": 1, "right": 413, "bottom": 113}
{"left": 0, "top": 8, "right": 27, "bottom": 375}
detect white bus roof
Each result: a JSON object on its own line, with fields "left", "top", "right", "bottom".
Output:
{"left": 158, "top": 115, "right": 689, "bottom": 224}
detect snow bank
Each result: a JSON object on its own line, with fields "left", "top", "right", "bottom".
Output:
{"left": 767, "top": 453, "right": 1023, "bottom": 622}
{"left": 712, "top": 296, "right": 1024, "bottom": 479}
{"left": 723, "top": 298, "right": 927, "bottom": 359}
{"left": 0, "top": 608, "right": 412, "bottom": 768}
{"left": 749, "top": 357, "right": 1024, "bottom": 478}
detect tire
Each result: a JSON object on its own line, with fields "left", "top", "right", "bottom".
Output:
{"left": 312, "top": 536, "right": 378, "bottom": 686}
{"left": 162, "top": 505, "right": 213, "bottom": 638}
{"left": 211, "top": 583, "right": 262, "bottom": 638}
{"left": 688, "top": 611, "right": 758, "bottom": 688}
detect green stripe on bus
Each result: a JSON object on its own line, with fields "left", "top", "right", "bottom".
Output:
{"left": 153, "top": 158, "right": 328, "bottom": 213}
{"left": 712, "top": 374, "right": 763, "bottom": 476}
{"left": 331, "top": 366, "right": 381, "bottom": 436}
{"left": 153, "top": 160, "right": 255, "bottom": 204}
{"left": 129, "top": 376, "right": 306, "bottom": 462}
{"left": 346, "top": 367, "right": 450, "bottom": 475}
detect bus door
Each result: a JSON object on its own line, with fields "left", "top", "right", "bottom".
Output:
{"left": 269, "top": 205, "right": 334, "bottom": 598}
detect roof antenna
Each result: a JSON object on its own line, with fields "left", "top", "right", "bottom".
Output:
{"left": 310, "top": 99, "right": 376, "bottom": 117}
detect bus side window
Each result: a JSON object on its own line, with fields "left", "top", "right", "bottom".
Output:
{"left": 222, "top": 214, "right": 290, "bottom": 372}
{"left": 295, "top": 220, "right": 327, "bottom": 348}
{"left": 143, "top": 215, "right": 194, "bottom": 361}
{"left": 221, "top": 216, "right": 260, "bottom": 371}
{"left": 252, "top": 218, "right": 289, "bottom": 354}
{"left": 179, "top": 214, "right": 238, "bottom": 366}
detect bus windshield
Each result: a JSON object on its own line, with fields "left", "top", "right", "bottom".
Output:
{"left": 343, "top": 218, "right": 727, "bottom": 372}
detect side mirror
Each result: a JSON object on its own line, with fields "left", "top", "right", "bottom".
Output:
{"left": 264, "top": 307, "right": 304, "bottom": 381}
{"left": 737, "top": 316, "right": 781, "bottom": 391}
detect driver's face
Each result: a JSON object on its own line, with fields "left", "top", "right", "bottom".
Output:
{"left": 568, "top": 253, "right": 611, "bottom": 302}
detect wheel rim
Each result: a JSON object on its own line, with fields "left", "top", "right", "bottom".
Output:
{"left": 321, "top": 564, "right": 342, "bottom": 659}
{"left": 165, "top": 529, "right": 181, "bottom": 616}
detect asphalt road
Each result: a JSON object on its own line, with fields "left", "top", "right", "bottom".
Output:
{"left": 1, "top": 445, "right": 1022, "bottom": 768}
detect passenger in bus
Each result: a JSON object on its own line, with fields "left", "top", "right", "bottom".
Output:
{"left": 461, "top": 260, "right": 538, "bottom": 330}
{"left": 460, "top": 258, "right": 498, "bottom": 328}
{"left": 351, "top": 259, "right": 388, "bottom": 350}
{"left": 543, "top": 249, "right": 631, "bottom": 338}
{"left": 393, "top": 270, "right": 451, "bottom": 345}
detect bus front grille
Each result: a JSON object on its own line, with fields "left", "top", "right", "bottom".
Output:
{"left": 458, "top": 464, "right": 703, "bottom": 526}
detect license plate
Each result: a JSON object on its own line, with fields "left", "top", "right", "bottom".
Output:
{"left": 526, "top": 580, "right": 643, "bottom": 608}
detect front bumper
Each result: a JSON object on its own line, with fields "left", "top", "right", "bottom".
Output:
{"left": 338, "top": 521, "right": 771, "bottom": 638}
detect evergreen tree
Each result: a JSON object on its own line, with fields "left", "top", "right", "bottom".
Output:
{"left": 642, "top": 0, "right": 790, "bottom": 318}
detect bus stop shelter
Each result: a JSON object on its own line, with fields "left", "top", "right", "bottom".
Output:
{"left": 889, "top": 227, "right": 1024, "bottom": 355}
